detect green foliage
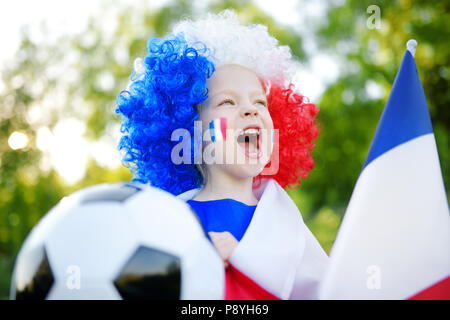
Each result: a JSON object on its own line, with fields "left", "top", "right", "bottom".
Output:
{"left": 310, "top": 0, "right": 450, "bottom": 208}
{"left": 0, "top": 0, "right": 448, "bottom": 299}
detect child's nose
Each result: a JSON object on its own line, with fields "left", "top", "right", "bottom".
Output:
{"left": 240, "top": 103, "right": 259, "bottom": 117}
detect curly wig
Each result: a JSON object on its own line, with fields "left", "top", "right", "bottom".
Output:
{"left": 116, "top": 9, "right": 319, "bottom": 195}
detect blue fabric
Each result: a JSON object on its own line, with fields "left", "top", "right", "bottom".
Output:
{"left": 363, "top": 50, "right": 433, "bottom": 170}
{"left": 187, "top": 199, "right": 256, "bottom": 242}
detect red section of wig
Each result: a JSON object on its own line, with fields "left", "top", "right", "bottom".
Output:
{"left": 254, "top": 82, "right": 320, "bottom": 189}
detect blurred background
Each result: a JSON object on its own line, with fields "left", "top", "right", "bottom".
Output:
{"left": 0, "top": 0, "right": 448, "bottom": 299}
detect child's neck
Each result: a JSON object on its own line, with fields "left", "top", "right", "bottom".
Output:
{"left": 193, "top": 171, "right": 258, "bottom": 206}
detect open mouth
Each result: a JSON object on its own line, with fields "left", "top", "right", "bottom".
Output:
{"left": 236, "top": 127, "right": 262, "bottom": 159}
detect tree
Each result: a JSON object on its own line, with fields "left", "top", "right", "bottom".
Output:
{"left": 299, "top": 0, "right": 449, "bottom": 214}
{"left": 0, "top": 0, "right": 308, "bottom": 299}
{"left": 1, "top": 0, "right": 447, "bottom": 298}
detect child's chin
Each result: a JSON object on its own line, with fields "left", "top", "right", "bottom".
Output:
{"left": 229, "top": 164, "right": 265, "bottom": 179}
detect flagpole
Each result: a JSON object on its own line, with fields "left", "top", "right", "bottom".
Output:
{"left": 406, "top": 39, "right": 418, "bottom": 57}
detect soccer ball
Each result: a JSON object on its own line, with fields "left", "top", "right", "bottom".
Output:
{"left": 10, "top": 182, "right": 224, "bottom": 299}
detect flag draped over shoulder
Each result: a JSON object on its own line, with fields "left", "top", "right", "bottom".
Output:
{"left": 319, "top": 47, "right": 450, "bottom": 299}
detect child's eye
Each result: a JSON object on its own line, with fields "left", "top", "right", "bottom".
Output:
{"left": 256, "top": 100, "right": 267, "bottom": 107}
{"left": 219, "top": 99, "right": 234, "bottom": 106}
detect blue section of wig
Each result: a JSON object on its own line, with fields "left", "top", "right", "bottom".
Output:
{"left": 115, "top": 32, "right": 215, "bottom": 196}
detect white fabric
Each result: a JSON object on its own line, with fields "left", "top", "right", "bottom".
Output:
{"left": 177, "top": 178, "right": 329, "bottom": 299}
{"left": 319, "top": 134, "right": 450, "bottom": 299}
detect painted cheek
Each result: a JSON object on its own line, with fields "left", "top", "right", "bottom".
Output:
{"left": 208, "top": 117, "right": 227, "bottom": 142}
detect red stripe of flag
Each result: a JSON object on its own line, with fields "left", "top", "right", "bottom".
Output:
{"left": 225, "top": 264, "right": 280, "bottom": 300}
{"left": 220, "top": 117, "right": 227, "bottom": 141}
{"left": 408, "top": 276, "right": 450, "bottom": 300}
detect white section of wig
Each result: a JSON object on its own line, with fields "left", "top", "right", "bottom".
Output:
{"left": 171, "top": 9, "right": 299, "bottom": 86}
{"left": 125, "top": 57, "right": 146, "bottom": 91}
{"left": 133, "top": 57, "right": 146, "bottom": 76}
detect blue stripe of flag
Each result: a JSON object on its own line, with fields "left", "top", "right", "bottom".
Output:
{"left": 209, "top": 120, "right": 216, "bottom": 143}
{"left": 363, "top": 50, "right": 434, "bottom": 169}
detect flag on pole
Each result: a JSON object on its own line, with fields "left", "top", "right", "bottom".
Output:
{"left": 319, "top": 40, "right": 450, "bottom": 300}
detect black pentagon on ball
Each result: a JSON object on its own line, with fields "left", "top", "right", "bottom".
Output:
{"left": 79, "top": 183, "right": 142, "bottom": 204}
{"left": 13, "top": 246, "right": 55, "bottom": 300}
{"left": 114, "top": 245, "right": 181, "bottom": 300}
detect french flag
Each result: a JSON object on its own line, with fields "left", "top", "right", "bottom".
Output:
{"left": 209, "top": 117, "right": 227, "bottom": 143}
{"left": 319, "top": 41, "right": 450, "bottom": 300}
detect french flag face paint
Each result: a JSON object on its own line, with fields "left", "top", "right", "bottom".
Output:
{"left": 209, "top": 117, "right": 227, "bottom": 143}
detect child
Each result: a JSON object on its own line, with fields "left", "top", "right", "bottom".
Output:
{"left": 116, "top": 10, "right": 328, "bottom": 299}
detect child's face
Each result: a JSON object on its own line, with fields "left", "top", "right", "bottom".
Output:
{"left": 197, "top": 64, "right": 274, "bottom": 180}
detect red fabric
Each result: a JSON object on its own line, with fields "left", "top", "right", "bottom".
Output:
{"left": 408, "top": 276, "right": 450, "bottom": 300}
{"left": 224, "top": 264, "right": 280, "bottom": 300}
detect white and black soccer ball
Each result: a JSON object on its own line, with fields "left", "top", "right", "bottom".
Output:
{"left": 10, "top": 182, "right": 224, "bottom": 299}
